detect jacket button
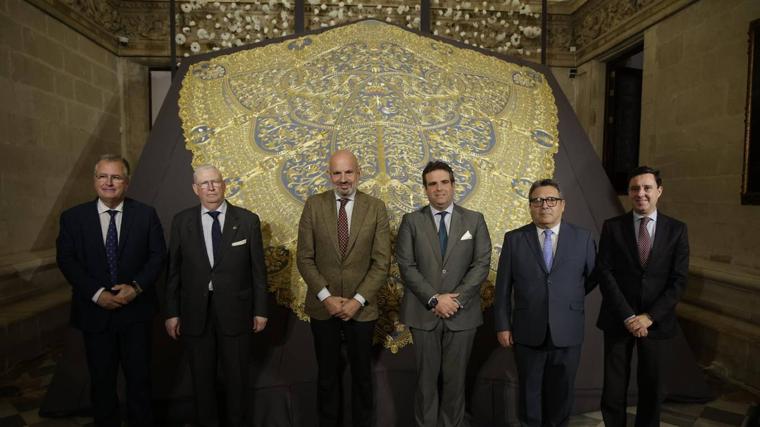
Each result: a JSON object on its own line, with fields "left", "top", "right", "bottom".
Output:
{"left": 442, "top": 269, "right": 447, "bottom": 275}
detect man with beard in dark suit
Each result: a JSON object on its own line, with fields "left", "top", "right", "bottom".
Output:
{"left": 165, "top": 165, "right": 268, "bottom": 427}
{"left": 297, "top": 150, "right": 391, "bottom": 427}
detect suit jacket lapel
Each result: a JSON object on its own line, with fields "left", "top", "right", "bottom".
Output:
{"left": 117, "top": 199, "right": 134, "bottom": 257}
{"left": 550, "top": 222, "right": 571, "bottom": 272}
{"left": 646, "top": 214, "right": 668, "bottom": 270}
{"left": 442, "top": 206, "right": 463, "bottom": 266}
{"left": 88, "top": 200, "right": 108, "bottom": 266}
{"left": 193, "top": 207, "right": 212, "bottom": 270}
{"left": 524, "top": 226, "right": 549, "bottom": 273}
{"left": 215, "top": 202, "right": 239, "bottom": 267}
{"left": 319, "top": 192, "right": 342, "bottom": 258}
{"left": 421, "top": 206, "right": 443, "bottom": 263}
{"left": 623, "top": 212, "right": 642, "bottom": 270}
{"left": 345, "top": 192, "right": 368, "bottom": 256}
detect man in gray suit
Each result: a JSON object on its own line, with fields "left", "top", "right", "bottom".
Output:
{"left": 396, "top": 160, "right": 492, "bottom": 427}
{"left": 494, "top": 179, "right": 596, "bottom": 427}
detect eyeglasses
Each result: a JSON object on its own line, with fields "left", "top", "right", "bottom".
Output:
{"left": 95, "top": 174, "right": 126, "bottom": 183}
{"left": 529, "top": 197, "right": 563, "bottom": 207}
{"left": 196, "top": 179, "right": 224, "bottom": 190}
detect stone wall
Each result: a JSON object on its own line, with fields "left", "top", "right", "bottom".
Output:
{"left": 0, "top": 0, "right": 150, "bottom": 302}
{"left": 640, "top": 0, "right": 760, "bottom": 270}
{"left": 551, "top": 0, "right": 760, "bottom": 392}
{"left": 640, "top": 0, "right": 760, "bottom": 392}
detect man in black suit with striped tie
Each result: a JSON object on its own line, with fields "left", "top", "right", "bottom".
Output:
{"left": 596, "top": 166, "right": 690, "bottom": 427}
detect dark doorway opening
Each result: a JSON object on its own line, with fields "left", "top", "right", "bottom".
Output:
{"left": 603, "top": 45, "right": 644, "bottom": 194}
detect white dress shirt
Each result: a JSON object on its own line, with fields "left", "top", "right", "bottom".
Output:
{"left": 92, "top": 199, "right": 124, "bottom": 302}
{"left": 317, "top": 189, "right": 366, "bottom": 305}
{"left": 201, "top": 200, "right": 228, "bottom": 291}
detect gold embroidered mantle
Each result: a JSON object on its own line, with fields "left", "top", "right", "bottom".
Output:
{"left": 179, "top": 20, "right": 559, "bottom": 352}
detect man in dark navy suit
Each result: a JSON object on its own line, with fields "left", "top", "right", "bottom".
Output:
{"left": 494, "top": 179, "right": 596, "bottom": 427}
{"left": 57, "top": 154, "right": 166, "bottom": 426}
{"left": 596, "top": 166, "right": 689, "bottom": 427}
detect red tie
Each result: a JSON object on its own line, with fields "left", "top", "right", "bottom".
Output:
{"left": 337, "top": 198, "right": 349, "bottom": 257}
{"left": 638, "top": 216, "right": 651, "bottom": 265}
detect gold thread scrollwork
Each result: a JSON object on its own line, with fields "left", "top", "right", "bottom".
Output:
{"left": 178, "top": 20, "right": 559, "bottom": 352}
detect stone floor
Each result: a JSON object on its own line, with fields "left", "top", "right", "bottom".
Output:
{"left": 0, "top": 342, "right": 757, "bottom": 427}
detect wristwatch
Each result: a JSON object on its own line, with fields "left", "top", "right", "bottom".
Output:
{"left": 427, "top": 295, "right": 439, "bottom": 310}
{"left": 130, "top": 281, "right": 143, "bottom": 295}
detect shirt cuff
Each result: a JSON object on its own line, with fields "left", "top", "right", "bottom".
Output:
{"left": 317, "top": 287, "right": 331, "bottom": 301}
{"left": 624, "top": 314, "right": 636, "bottom": 324}
{"left": 353, "top": 293, "right": 366, "bottom": 306}
{"left": 92, "top": 287, "right": 106, "bottom": 303}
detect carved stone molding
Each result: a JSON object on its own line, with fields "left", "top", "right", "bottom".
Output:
{"left": 23, "top": 0, "right": 700, "bottom": 66}
{"left": 24, "top": 0, "right": 170, "bottom": 57}
{"left": 119, "top": 1, "right": 171, "bottom": 57}
{"left": 572, "top": 0, "right": 697, "bottom": 64}
{"left": 26, "top": 0, "right": 121, "bottom": 52}
{"left": 547, "top": 12, "right": 574, "bottom": 66}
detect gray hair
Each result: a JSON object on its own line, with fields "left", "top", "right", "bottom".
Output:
{"left": 192, "top": 165, "right": 222, "bottom": 183}
{"left": 94, "top": 154, "right": 130, "bottom": 177}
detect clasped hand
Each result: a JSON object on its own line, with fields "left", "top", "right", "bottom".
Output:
{"left": 432, "top": 293, "right": 461, "bottom": 319}
{"left": 323, "top": 296, "right": 361, "bottom": 321}
{"left": 625, "top": 314, "right": 653, "bottom": 338}
{"left": 96, "top": 284, "right": 137, "bottom": 310}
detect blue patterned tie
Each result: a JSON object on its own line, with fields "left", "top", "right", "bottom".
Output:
{"left": 208, "top": 211, "right": 222, "bottom": 265}
{"left": 437, "top": 211, "right": 448, "bottom": 257}
{"left": 105, "top": 210, "right": 119, "bottom": 285}
{"left": 542, "top": 229, "right": 553, "bottom": 271}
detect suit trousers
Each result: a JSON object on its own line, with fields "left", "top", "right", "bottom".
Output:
{"left": 183, "top": 292, "right": 251, "bottom": 427}
{"left": 310, "top": 317, "right": 376, "bottom": 427}
{"left": 601, "top": 333, "right": 669, "bottom": 427}
{"left": 410, "top": 322, "right": 477, "bottom": 427}
{"left": 513, "top": 328, "right": 581, "bottom": 427}
{"left": 82, "top": 321, "right": 153, "bottom": 427}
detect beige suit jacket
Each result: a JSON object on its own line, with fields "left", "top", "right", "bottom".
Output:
{"left": 296, "top": 190, "right": 391, "bottom": 321}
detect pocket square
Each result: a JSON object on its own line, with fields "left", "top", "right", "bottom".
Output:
{"left": 231, "top": 239, "right": 247, "bottom": 246}
{"left": 460, "top": 230, "right": 473, "bottom": 240}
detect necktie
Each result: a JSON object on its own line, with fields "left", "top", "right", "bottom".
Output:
{"left": 105, "top": 210, "right": 118, "bottom": 285}
{"left": 437, "top": 211, "right": 448, "bottom": 257}
{"left": 337, "top": 198, "right": 349, "bottom": 257}
{"left": 208, "top": 211, "right": 222, "bottom": 265}
{"left": 542, "top": 229, "right": 554, "bottom": 271}
{"left": 638, "top": 216, "right": 651, "bottom": 265}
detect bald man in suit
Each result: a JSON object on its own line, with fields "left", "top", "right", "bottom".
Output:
{"left": 297, "top": 150, "right": 391, "bottom": 427}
